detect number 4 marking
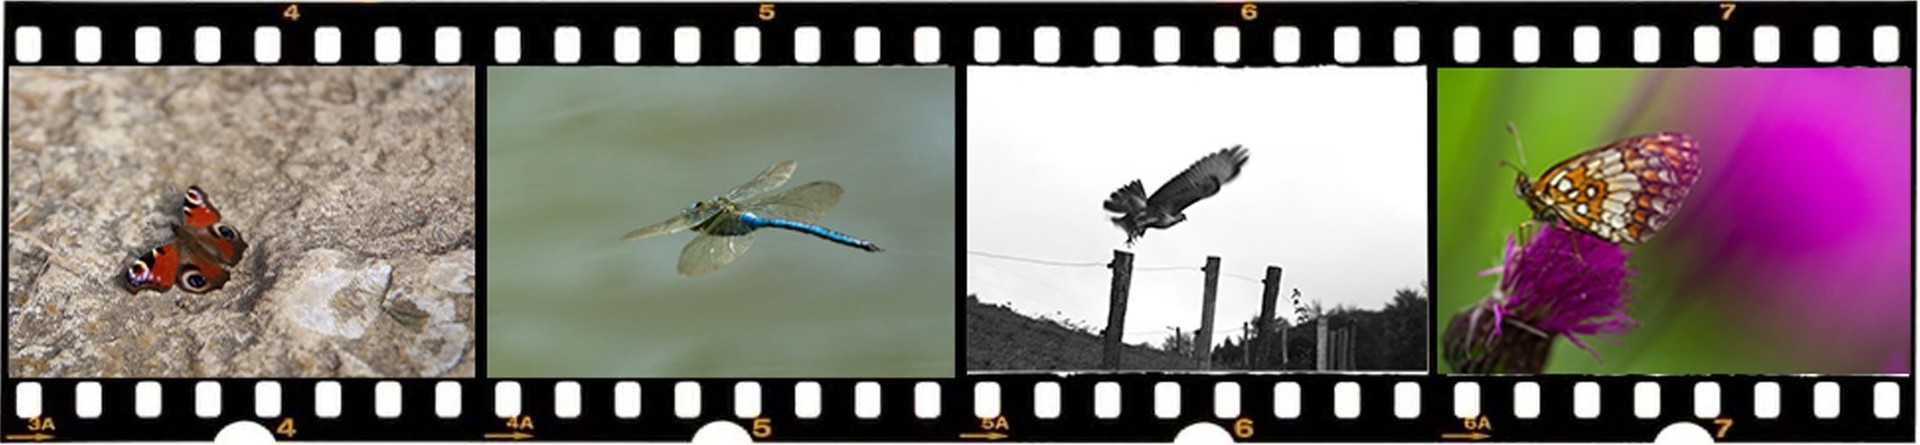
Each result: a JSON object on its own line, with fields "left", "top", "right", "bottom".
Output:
{"left": 283, "top": 4, "right": 300, "bottom": 21}
{"left": 276, "top": 418, "right": 297, "bottom": 438}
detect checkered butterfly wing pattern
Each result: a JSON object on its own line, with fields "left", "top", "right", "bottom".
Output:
{"left": 1515, "top": 132, "right": 1701, "bottom": 244}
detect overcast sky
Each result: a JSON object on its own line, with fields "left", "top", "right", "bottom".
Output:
{"left": 966, "top": 67, "right": 1427, "bottom": 348}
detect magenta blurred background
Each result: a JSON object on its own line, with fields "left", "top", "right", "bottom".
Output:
{"left": 1648, "top": 68, "right": 1910, "bottom": 373}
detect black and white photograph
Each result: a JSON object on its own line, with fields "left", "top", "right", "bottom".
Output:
{"left": 966, "top": 67, "right": 1430, "bottom": 372}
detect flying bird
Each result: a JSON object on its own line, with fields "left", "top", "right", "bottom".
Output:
{"left": 1102, "top": 145, "right": 1250, "bottom": 245}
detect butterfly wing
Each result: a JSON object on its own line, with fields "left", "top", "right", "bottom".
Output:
{"left": 180, "top": 185, "right": 248, "bottom": 264}
{"left": 174, "top": 222, "right": 239, "bottom": 293}
{"left": 122, "top": 236, "right": 233, "bottom": 294}
{"left": 1525, "top": 133, "right": 1701, "bottom": 244}
{"left": 124, "top": 243, "right": 181, "bottom": 293}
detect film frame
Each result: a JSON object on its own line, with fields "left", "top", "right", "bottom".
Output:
{"left": 4, "top": 1, "right": 1916, "bottom": 442}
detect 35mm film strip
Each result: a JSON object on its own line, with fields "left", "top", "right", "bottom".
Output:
{"left": 2, "top": 376, "right": 1913, "bottom": 441}
{"left": 4, "top": 2, "right": 1913, "bottom": 66}
{"left": 5, "top": 1, "right": 1916, "bottom": 443}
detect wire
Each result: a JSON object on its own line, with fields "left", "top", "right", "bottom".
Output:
{"left": 1222, "top": 272, "right": 1265, "bottom": 284}
{"left": 967, "top": 250, "right": 1195, "bottom": 271}
{"left": 966, "top": 250, "right": 1106, "bottom": 267}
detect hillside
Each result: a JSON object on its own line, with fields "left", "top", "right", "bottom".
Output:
{"left": 967, "top": 295, "right": 1196, "bottom": 371}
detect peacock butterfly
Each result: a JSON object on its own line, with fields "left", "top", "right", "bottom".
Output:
{"left": 123, "top": 185, "right": 249, "bottom": 294}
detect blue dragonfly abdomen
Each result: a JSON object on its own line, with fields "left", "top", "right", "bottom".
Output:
{"left": 741, "top": 212, "right": 884, "bottom": 252}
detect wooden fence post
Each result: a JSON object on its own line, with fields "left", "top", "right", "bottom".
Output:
{"left": 1194, "top": 256, "right": 1221, "bottom": 369}
{"left": 1280, "top": 324, "right": 1289, "bottom": 367}
{"left": 1102, "top": 250, "right": 1134, "bottom": 370}
{"left": 1347, "top": 327, "right": 1358, "bottom": 369}
{"left": 1255, "top": 266, "right": 1282, "bottom": 368}
{"left": 1317, "top": 309, "right": 1329, "bottom": 372}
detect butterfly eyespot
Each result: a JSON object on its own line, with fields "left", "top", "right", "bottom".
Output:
{"left": 182, "top": 270, "right": 211, "bottom": 292}
{"left": 215, "top": 224, "right": 238, "bottom": 239}
{"left": 185, "top": 187, "right": 207, "bottom": 204}
{"left": 128, "top": 262, "right": 148, "bottom": 275}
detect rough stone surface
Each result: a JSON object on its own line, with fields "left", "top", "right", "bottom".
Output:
{"left": 7, "top": 67, "right": 475, "bottom": 377}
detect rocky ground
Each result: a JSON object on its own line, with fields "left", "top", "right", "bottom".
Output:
{"left": 7, "top": 67, "right": 476, "bottom": 377}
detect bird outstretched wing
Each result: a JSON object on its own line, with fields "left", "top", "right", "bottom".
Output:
{"left": 1145, "top": 145, "right": 1249, "bottom": 213}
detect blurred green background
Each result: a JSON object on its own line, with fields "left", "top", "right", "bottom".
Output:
{"left": 1436, "top": 68, "right": 1911, "bottom": 374}
{"left": 486, "top": 68, "right": 956, "bottom": 378}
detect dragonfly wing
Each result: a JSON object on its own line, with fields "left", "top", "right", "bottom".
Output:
{"left": 742, "top": 180, "right": 843, "bottom": 224}
{"left": 678, "top": 234, "right": 755, "bottom": 276}
{"left": 622, "top": 212, "right": 700, "bottom": 241}
{"left": 724, "top": 160, "right": 798, "bottom": 202}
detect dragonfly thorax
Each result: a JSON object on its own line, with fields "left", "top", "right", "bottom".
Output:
{"left": 687, "top": 197, "right": 743, "bottom": 216}
{"left": 688, "top": 198, "right": 756, "bottom": 236}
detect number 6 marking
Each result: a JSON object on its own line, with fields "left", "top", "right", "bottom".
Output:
{"left": 1240, "top": 3, "right": 1258, "bottom": 21}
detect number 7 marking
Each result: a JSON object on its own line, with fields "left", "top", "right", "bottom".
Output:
{"left": 1719, "top": 2, "right": 1735, "bottom": 20}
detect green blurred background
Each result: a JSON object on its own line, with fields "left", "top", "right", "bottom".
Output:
{"left": 1436, "top": 68, "right": 1911, "bottom": 374}
{"left": 486, "top": 68, "right": 956, "bottom": 378}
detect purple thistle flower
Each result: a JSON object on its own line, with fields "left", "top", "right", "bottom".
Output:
{"left": 1445, "top": 221, "right": 1639, "bottom": 373}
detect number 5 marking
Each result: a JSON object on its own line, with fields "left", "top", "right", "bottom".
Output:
{"left": 758, "top": 4, "right": 776, "bottom": 21}
{"left": 751, "top": 417, "right": 773, "bottom": 438}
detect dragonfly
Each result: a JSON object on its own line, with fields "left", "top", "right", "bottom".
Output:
{"left": 621, "top": 160, "right": 884, "bottom": 276}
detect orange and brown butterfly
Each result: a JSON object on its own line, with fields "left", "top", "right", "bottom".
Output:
{"left": 1501, "top": 124, "right": 1702, "bottom": 245}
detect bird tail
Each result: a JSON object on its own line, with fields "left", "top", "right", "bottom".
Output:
{"left": 1104, "top": 180, "right": 1148, "bottom": 246}
{"left": 1103, "top": 180, "right": 1148, "bottom": 213}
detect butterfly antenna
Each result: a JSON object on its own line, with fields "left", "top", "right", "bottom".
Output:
{"left": 1506, "top": 121, "right": 1528, "bottom": 170}
{"left": 1495, "top": 121, "right": 1530, "bottom": 176}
